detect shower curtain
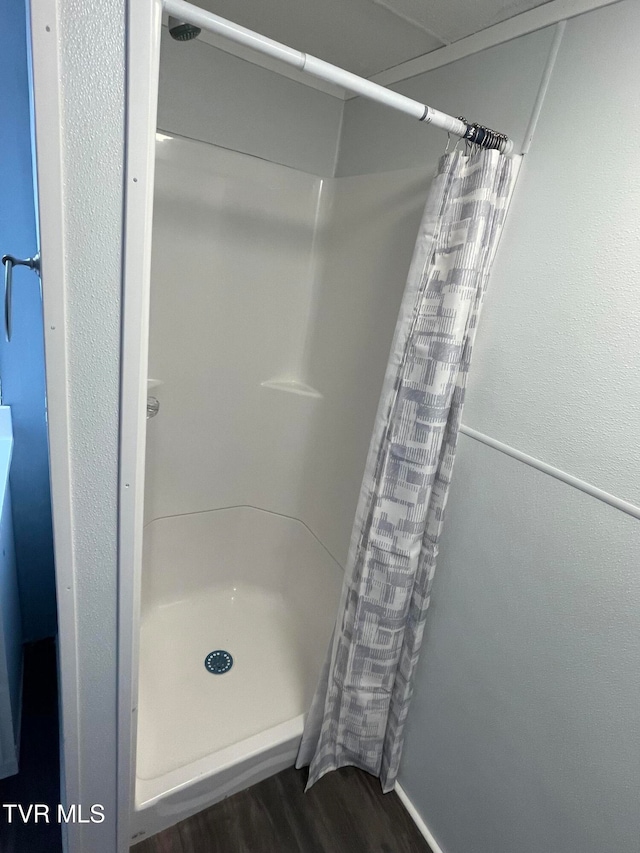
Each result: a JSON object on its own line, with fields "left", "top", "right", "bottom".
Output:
{"left": 297, "top": 148, "right": 514, "bottom": 792}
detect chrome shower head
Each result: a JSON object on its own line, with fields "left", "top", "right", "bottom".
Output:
{"left": 168, "top": 16, "right": 201, "bottom": 41}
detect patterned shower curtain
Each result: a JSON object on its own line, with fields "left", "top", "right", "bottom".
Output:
{"left": 297, "top": 148, "right": 514, "bottom": 792}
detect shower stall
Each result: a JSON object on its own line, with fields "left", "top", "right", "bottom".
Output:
{"left": 131, "top": 114, "right": 433, "bottom": 836}
{"left": 136, "top": 132, "right": 345, "bottom": 831}
{"left": 122, "top": 0, "right": 508, "bottom": 843}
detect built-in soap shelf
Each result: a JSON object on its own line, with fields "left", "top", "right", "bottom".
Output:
{"left": 260, "top": 378, "right": 323, "bottom": 399}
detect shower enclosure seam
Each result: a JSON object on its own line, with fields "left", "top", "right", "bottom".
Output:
{"left": 143, "top": 503, "right": 346, "bottom": 572}
{"left": 155, "top": 127, "right": 332, "bottom": 178}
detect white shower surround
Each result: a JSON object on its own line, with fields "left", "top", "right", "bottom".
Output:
{"left": 144, "top": 135, "right": 329, "bottom": 531}
{"left": 132, "top": 131, "right": 432, "bottom": 839}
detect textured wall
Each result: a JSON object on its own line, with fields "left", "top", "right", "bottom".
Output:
{"left": 56, "top": 0, "right": 125, "bottom": 848}
{"left": 157, "top": 30, "right": 344, "bottom": 176}
{"left": 0, "top": 0, "right": 55, "bottom": 640}
{"left": 402, "top": 436, "right": 640, "bottom": 853}
{"left": 461, "top": 1, "right": 640, "bottom": 506}
{"left": 336, "top": 3, "right": 640, "bottom": 852}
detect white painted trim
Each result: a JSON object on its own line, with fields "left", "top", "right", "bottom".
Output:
{"left": 521, "top": 21, "right": 566, "bottom": 154}
{"left": 361, "top": 0, "right": 622, "bottom": 93}
{"left": 118, "top": 1, "right": 163, "bottom": 850}
{"left": 28, "top": 3, "right": 82, "bottom": 852}
{"left": 162, "top": 19, "right": 348, "bottom": 100}
{"left": 395, "top": 783, "right": 446, "bottom": 853}
{"left": 460, "top": 426, "right": 640, "bottom": 521}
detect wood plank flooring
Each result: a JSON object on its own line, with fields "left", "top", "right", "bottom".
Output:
{"left": 132, "top": 766, "right": 432, "bottom": 853}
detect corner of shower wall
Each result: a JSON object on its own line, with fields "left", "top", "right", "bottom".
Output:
{"left": 294, "top": 164, "right": 433, "bottom": 566}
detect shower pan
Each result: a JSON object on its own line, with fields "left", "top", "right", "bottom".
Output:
{"left": 136, "top": 506, "right": 341, "bottom": 823}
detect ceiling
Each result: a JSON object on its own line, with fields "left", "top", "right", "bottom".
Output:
{"left": 195, "top": 0, "right": 556, "bottom": 77}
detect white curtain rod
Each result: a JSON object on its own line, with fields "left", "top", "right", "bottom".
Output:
{"left": 163, "top": 0, "right": 513, "bottom": 154}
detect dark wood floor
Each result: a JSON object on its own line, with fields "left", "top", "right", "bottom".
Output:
{"left": 132, "top": 765, "right": 432, "bottom": 853}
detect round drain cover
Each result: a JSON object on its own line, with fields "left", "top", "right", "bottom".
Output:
{"left": 204, "top": 649, "right": 233, "bottom": 674}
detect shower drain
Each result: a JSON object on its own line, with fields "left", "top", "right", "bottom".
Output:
{"left": 204, "top": 649, "right": 233, "bottom": 675}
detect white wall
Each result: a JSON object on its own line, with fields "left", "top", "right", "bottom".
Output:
{"left": 145, "top": 133, "right": 412, "bottom": 572}
{"left": 145, "top": 134, "right": 326, "bottom": 526}
{"left": 335, "top": 3, "right": 640, "bottom": 852}
{"left": 146, "top": 136, "right": 445, "bottom": 576}
{"left": 51, "top": 0, "right": 125, "bottom": 849}
{"left": 297, "top": 166, "right": 433, "bottom": 563}
{"left": 147, "top": 32, "right": 383, "bottom": 563}
{"left": 157, "top": 29, "right": 343, "bottom": 176}
{"left": 149, "top": 32, "right": 436, "bottom": 570}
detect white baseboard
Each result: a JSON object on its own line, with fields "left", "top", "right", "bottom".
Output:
{"left": 395, "top": 782, "right": 445, "bottom": 853}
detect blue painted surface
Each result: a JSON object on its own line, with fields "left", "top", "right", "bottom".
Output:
{"left": 0, "top": 1, "right": 56, "bottom": 640}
